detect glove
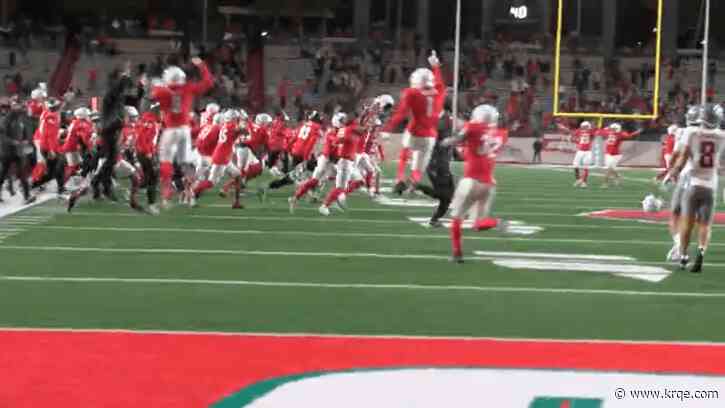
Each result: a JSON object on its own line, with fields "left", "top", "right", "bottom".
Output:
{"left": 428, "top": 51, "right": 440, "bottom": 67}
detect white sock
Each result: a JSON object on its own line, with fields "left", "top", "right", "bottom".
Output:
{"left": 672, "top": 233, "right": 680, "bottom": 246}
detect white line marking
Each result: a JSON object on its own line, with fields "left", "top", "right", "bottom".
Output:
{"left": 474, "top": 251, "right": 635, "bottom": 261}
{"left": 21, "top": 227, "right": 725, "bottom": 248}
{"left": 492, "top": 260, "right": 670, "bottom": 283}
{"left": 0, "top": 275, "right": 721, "bottom": 298}
{"left": 1, "top": 326, "right": 723, "bottom": 346}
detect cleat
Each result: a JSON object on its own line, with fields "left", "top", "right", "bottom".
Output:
{"left": 23, "top": 196, "right": 37, "bottom": 206}
{"left": 336, "top": 193, "right": 347, "bottom": 210}
{"left": 573, "top": 180, "right": 580, "bottom": 187}
{"left": 450, "top": 254, "right": 465, "bottom": 264}
{"left": 393, "top": 180, "right": 407, "bottom": 196}
{"left": 288, "top": 197, "right": 297, "bottom": 214}
{"left": 218, "top": 190, "right": 228, "bottom": 198}
{"left": 232, "top": 202, "right": 244, "bottom": 210}
{"left": 130, "top": 200, "right": 145, "bottom": 213}
{"left": 188, "top": 194, "right": 197, "bottom": 208}
{"left": 318, "top": 205, "right": 331, "bottom": 216}
{"left": 666, "top": 245, "right": 681, "bottom": 262}
{"left": 67, "top": 193, "right": 79, "bottom": 213}
{"left": 270, "top": 167, "right": 283, "bottom": 178}
{"left": 496, "top": 219, "right": 510, "bottom": 233}
{"left": 679, "top": 255, "right": 690, "bottom": 271}
{"left": 428, "top": 218, "right": 443, "bottom": 228}
{"left": 691, "top": 250, "right": 704, "bottom": 274}
{"left": 579, "top": 182, "right": 588, "bottom": 188}
{"left": 161, "top": 199, "right": 172, "bottom": 210}
{"left": 147, "top": 204, "right": 160, "bottom": 216}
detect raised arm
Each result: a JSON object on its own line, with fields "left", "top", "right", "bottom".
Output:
{"left": 188, "top": 58, "right": 214, "bottom": 95}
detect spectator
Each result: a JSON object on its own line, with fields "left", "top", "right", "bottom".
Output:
{"left": 532, "top": 138, "right": 543, "bottom": 163}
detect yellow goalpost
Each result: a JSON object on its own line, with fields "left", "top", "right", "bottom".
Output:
{"left": 552, "top": 0, "right": 665, "bottom": 122}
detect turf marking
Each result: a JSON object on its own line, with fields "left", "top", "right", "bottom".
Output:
{"left": 1, "top": 275, "right": 724, "bottom": 298}
{"left": 473, "top": 251, "right": 635, "bottom": 261}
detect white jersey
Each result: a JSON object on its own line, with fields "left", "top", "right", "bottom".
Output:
{"left": 682, "top": 126, "right": 725, "bottom": 189}
{"left": 674, "top": 126, "right": 696, "bottom": 182}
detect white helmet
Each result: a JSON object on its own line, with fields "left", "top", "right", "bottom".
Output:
{"left": 212, "top": 113, "right": 223, "bottom": 125}
{"left": 223, "top": 109, "right": 239, "bottom": 123}
{"left": 237, "top": 109, "right": 249, "bottom": 121}
{"left": 376, "top": 94, "right": 395, "bottom": 110}
{"left": 163, "top": 66, "right": 186, "bottom": 86}
{"left": 31, "top": 89, "right": 47, "bottom": 100}
{"left": 205, "top": 103, "right": 221, "bottom": 115}
{"left": 74, "top": 107, "right": 91, "bottom": 119}
{"left": 667, "top": 124, "right": 678, "bottom": 135}
{"left": 255, "top": 113, "right": 273, "bottom": 126}
{"left": 642, "top": 194, "right": 664, "bottom": 213}
{"left": 580, "top": 121, "right": 592, "bottom": 130}
{"left": 410, "top": 68, "right": 434, "bottom": 89}
{"left": 470, "top": 104, "right": 499, "bottom": 124}
{"left": 609, "top": 123, "right": 622, "bottom": 133}
{"left": 332, "top": 112, "right": 348, "bottom": 128}
{"left": 125, "top": 106, "right": 139, "bottom": 119}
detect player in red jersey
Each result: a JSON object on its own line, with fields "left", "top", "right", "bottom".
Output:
{"left": 135, "top": 110, "right": 161, "bottom": 213}
{"left": 289, "top": 112, "right": 346, "bottom": 213}
{"left": 31, "top": 98, "right": 65, "bottom": 195}
{"left": 601, "top": 123, "right": 642, "bottom": 188}
{"left": 267, "top": 108, "right": 291, "bottom": 177}
{"left": 27, "top": 88, "right": 47, "bottom": 181}
{"left": 383, "top": 51, "right": 446, "bottom": 194}
{"left": 200, "top": 103, "right": 220, "bottom": 127}
{"left": 442, "top": 105, "right": 507, "bottom": 264}
{"left": 655, "top": 124, "right": 678, "bottom": 182}
{"left": 60, "top": 107, "right": 94, "bottom": 184}
{"left": 194, "top": 112, "right": 222, "bottom": 184}
{"left": 262, "top": 111, "right": 323, "bottom": 199}
{"left": 558, "top": 121, "right": 596, "bottom": 187}
{"left": 151, "top": 57, "right": 214, "bottom": 207}
{"left": 193, "top": 109, "right": 245, "bottom": 208}
{"left": 319, "top": 115, "right": 365, "bottom": 216}
{"left": 234, "top": 113, "right": 268, "bottom": 185}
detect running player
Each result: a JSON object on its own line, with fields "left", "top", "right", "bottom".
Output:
{"left": 601, "top": 123, "right": 642, "bottom": 188}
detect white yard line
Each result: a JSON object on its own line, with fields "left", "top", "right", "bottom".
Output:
{"left": 20, "top": 227, "right": 725, "bottom": 248}
{"left": 2, "top": 275, "right": 725, "bottom": 299}
{"left": 1, "top": 326, "right": 723, "bottom": 346}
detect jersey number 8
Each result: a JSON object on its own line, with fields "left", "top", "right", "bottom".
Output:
{"left": 700, "top": 140, "right": 715, "bottom": 168}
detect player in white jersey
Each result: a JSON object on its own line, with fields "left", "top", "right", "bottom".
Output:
{"left": 663, "top": 106, "right": 701, "bottom": 262}
{"left": 669, "top": 104, "right": 725, "bottom": 273}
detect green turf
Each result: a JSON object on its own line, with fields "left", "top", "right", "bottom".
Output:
{"left": 0, "top": 165, "right": 724, "bottom": 342}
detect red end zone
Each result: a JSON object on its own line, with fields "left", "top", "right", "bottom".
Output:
{"left": 585, "top": 209, "right": 725, "bottom": 224}
{"left": 1, "top": 329, "right": 724, "bottom": 407}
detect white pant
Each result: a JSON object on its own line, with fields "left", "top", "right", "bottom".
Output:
{"left": 312, "top": 155, "right": 336, "bottom": 181}
{"left": 235, "top": 146, "right": 259, "bottom": 173}
{"left": 34, "top": 140, "right": 45, "bottom": 163}
{"left": 605, "top": 154, "right": 622, "bottom": 170}
{"left": 402, "top": 132, "right": 436, "bottom": 175}
{"left": 65, "top": 151, "right": 82, "bottom": 166}
{"left": 664, "top": 153, "right": 673, "bottom": 169}
{"left": 451, "top": 178, "right": 496, "bottom": 220}
{"left": 335, "top": 158, "right": 363, "bottom": 189}
{"left": 209, "top": 163, "right": 241, "bottom": 184}
{"left": 356, "top": 152, "right": 380, "bottom": 176}
{"left": 572, "top": 151, "right": 592, "bottom": 169}
{"left": 196, "top": 155, "right": 213, "bottom": 180}
{"left": 159, "top": 126, "right": 193, "bottom": 164}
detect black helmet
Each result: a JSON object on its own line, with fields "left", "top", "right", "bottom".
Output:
{"left": 701, "top": 103, "right": 723, "bottom": 129}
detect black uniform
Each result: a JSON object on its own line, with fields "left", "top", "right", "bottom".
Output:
{"left": 0, "top": 108, "right": 33, "bottom": 202}
{"left": 416, "top": 113, "right": 455, "bottom": 224}
{"left": 92, "top": 73, "right": 132, "bottom": 199}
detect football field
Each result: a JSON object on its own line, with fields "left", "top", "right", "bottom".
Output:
{"left": 1, "top": 164, "right": 725, "bottom": 407}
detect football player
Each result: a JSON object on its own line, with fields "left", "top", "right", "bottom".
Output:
{"left": 559, "top": 121, "right": 596, "bottom": 188}
{"left": 601, "top": 123, "right": 642, "bottom": 188}
{"left": 669, "top": 104, "right": 725, "bottom": 273}
{"left": 319, "top": 113, "right": 365, "bottom": 216}
{"left": 383, "top": 51, "right": 446, "bottom": 195}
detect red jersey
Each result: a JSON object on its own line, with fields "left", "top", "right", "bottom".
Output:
{"left": 121, "top": 124, "right": 137, "bottom": 151}
{"left": 663, "top": 133, "right": 675, "bottom": 155}
{"left": 291, "top": 121, "right": 321, "bottom": 159}
{"left": 268, "top": 118, "right": 288, "bottom": 152}
{"left": 189, "top": 114, "right": 201, "bottom": 142}
{"left": 604, "top": 130, "right": 638, "bottom": 156}
{"left": 151, "top": 63, "right": 214, "bottom": 128}
{"left": 196, "top": 123, "right": 221, "bottom": 157}
{"left": 321, "top": 127, "right": 341, "bottom": 158}
{"left": 244, "top": 123, "right": 268, "bottom": 151}
{"left": 211, "top": 122, "right": 241, "bottom": 165}
{"left": 573, "top": 129, "right": 595, "bottom": 152}
{"left": 61, "top": 118, "right": 93, "bottom": 153}
{"left": 27, "top": 100, "right": 44, "bottom": 119}
{"left": 460, "top": 122, "right": 497, "bottom": 184}
{"left": 135, "top": 114, "right": 159, "bottom": 156}
{"left": 384, "top": 66, "right": 446, "bottom": 137}
{"left": 337, "top": 125, "right": 362, "bottom": 161}
{"left": 38, "top": 110, "right": 61, "bottom": 153}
